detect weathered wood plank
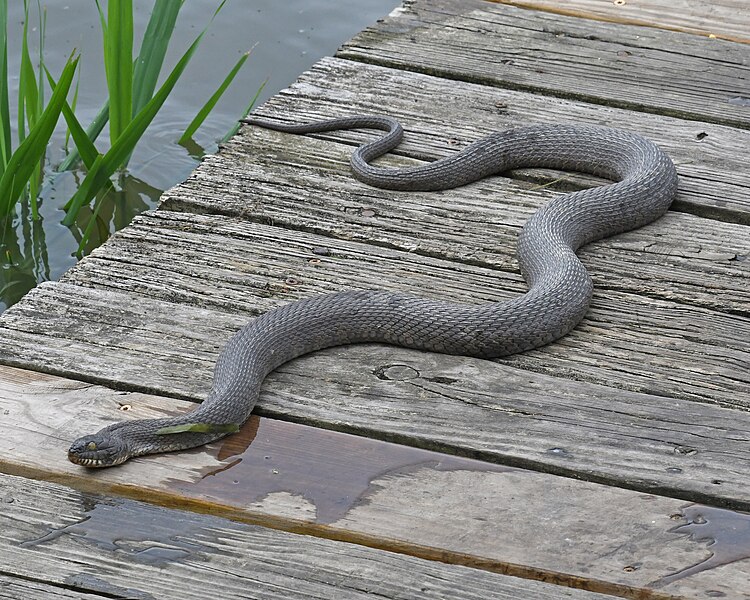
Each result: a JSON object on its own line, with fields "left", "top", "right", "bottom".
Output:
{"left": 230, "top": 57, "right": 750, "bottom": 221}
{"left": 0, "top": 215, "right": 747, "bottom": 507}
{"left": 2, "top": 373, "right": 749, "bottom": 599}
{"left": 0, "top": 576, "right": 108, "bottom": 599}
{"left": 68, "top": 205, "right": 749, "bottom": 316}
{"left": 2, "top": 473, "right": 621, "bottom": 600}
{"left": 47, "top": 211, "right": 750, "bottom": 408}
{"left": 338, "top": 0, "right": 750, "bottom": 129}
{"left": 161, "top": 131, "right": 750, "bottom": 315}
{"left": 494, "top": 0, "right": 750, "bottom": 44}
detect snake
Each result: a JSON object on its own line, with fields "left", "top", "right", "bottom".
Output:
{"left": 68, "top": 115, "right": 678, "bottom": 467}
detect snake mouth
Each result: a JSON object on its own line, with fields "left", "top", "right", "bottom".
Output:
{"left": 67, "top": 449, "right": 128, "bottom": 468}
{"left": 67, "top": 452, "right": 109, "bottom": 468}
{"left": 68, "top": 435, "right": 128, "bottom": 468}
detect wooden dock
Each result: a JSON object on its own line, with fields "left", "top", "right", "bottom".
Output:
{"left": 1, "top": 1, "right": 748, "bottom": 598}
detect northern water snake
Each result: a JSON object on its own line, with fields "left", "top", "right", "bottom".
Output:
{"left": 68, "top": 115, "right": 678, "bottom": 467}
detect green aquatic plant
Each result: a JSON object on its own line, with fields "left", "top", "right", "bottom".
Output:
{"left": 0, "top": 0, "right": 78, "bottom": 219}
{"left": 61, "top": 0, "right": 251, "bottom": 244}
{"left": 0, "top": 0, "right": 251, "bottom": 228}
{"left": 1, "top": 0, "right": 257, "bottom": 308}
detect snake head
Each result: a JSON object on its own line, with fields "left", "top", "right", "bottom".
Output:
{"left": 68, "top": 430, "right": 130, "bottom": 468}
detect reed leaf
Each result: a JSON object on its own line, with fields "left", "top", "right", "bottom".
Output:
{"left": 103, "top": 0, "right": 133, "bottom": 143}
{"left": 56, "top": 99, "right": 108, "bottom": 172}
{"left": 19, "top": 1, "right": 47, "bottom": 217}
{"left": 221, "top": 78, "right": 267, "bottom": 144}
{"left": 45, "top": 68, "right": 97, "bottom": 169}
{"left": 0, "top": 54, "right": 78, "bottom": 216}
{"left": 35, "top": 2, "right": 46, "bottom": 117}
{"left": 18, "top": 1, "right": 39, "bottom": 144}
{"left": 65, "top": 68, "right": 80, "bottom": 149}
{"left": 132, "top": 0, "right": 183, "bottom": 116}
{"left": 0, "top": 0, "right": 9, "bottom": 174}
{"left": 178, "top": 47, "right": 252, "bottom": 144}
{"left": 58, "top": 1, "right": 184, "bottom": 171}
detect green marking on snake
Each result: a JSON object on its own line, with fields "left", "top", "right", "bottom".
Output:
{"left": 67, "top": 114, "right": 678, "bottom": 468}
{"left": 155, "top": 423, "right": 241, "bottom": 435}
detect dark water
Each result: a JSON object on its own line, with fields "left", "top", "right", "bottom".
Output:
{"left": 1, "top": 0, "right": 398, "bottom": 312}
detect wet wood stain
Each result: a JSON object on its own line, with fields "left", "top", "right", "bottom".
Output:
{"left": 20, "top": 495, "right": 225, "bottom": 567}
{"left": 650, "top": 504, "right": 750, "bottom": 588}
{"left": 168, "top": 415, "right": 511, "bottom": 524}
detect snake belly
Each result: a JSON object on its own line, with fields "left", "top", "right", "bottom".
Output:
{"left": 68, "top": 115, "right": 678, "bottom": 467}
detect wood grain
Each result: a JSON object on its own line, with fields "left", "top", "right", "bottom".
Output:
{"left": 2, "top": 473, "right": 623, "bottom": 600}
{"left": 493, "top": 0, "right": 750, "bottom": 44}
{"left": 339, "top": 0, "right": 750, "bottom": 129}
{"left": 3, "top": 3, "right": 748, "bottom": 599}
{"left": 1, "top": 373, "right": 748, "bottom": 599}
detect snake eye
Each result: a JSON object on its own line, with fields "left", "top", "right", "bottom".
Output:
{"left": 87, "top": 441, "right": 97, "bottom": 451}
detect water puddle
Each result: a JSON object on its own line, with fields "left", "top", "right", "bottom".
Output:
{"left": 650, "top": 504, "right": 750, "bottom": 588}
{"left": 168, "top": 415, "right": 511, "bottom": 524}
{"left": 20, "top": 494, "right": 230, "bottom": 567}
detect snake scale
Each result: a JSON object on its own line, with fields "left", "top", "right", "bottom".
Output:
{"left": 68, "top": 115, "right": 678, "bottom": 467}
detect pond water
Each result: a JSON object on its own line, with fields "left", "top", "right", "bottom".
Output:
{"left": 1, "top": 0, "right": 398, "bottom": 312}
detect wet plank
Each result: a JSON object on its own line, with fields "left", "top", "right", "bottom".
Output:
{"left": 338, "top": 0, "right": 750, "bottom": 129}
{"left": 1, "top": 370, "right": 749, "bottom": 599}
{"left": 229, "top": 57, "right": 750, "bottom": 221}
{"left": 494, "top": 0, "right": 750, "bottom": 44}
{"left": 1, "top": 473, "right": 620, "bottom": 600}
{"left": 0, "top": 221, "right": 747, "bottom": 508}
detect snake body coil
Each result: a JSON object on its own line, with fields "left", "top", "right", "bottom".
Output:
{"left": 68, "top": 115, "right": 678, "bottom": 467}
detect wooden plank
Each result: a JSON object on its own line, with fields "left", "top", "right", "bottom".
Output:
{"left": 2, "top": 372, "right": 749, "bottom": 599}
{"left": 6, "top": 273, "right": 748, "bottom": 411}
{"left": 1, "top": 474, "right": 620, "bottom": 600}
{"left": 493, "top": 0, "right": 750, "bottom": 44}
{"left": 0, "top": 212, "right": 746, "bottom": 506}
{"left": 0, "top": 576, "right": 109, "bottom": 599}
{"left": 46, "top": 211, "right": 750, "bottom": 409}
{"left": 338, "top": 0, "right": 750, "bottom": 129}
{"left": 231, "top": 57, "right": 750, "bottom": 221}
{"left": 67, "top": 206, "right": 749, "bottom": 319}
{"left": 160, "top": 124, "right": 750, "bottom": 313}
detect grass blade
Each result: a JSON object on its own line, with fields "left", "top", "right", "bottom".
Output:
{"left": 132, "top": 0, "right": 183, "bottom": 116}
{"left": 35, "top": 1, "right": 45, "bottom": 112}
{"left": 104, "top": 0, "right": 133, "bottom": 143}
{"left": 221, "top": 78, "right": 267, "bottom": 144}
{"left": 56, "top": 99, "right": 108, "bottom": 171}
{"left": 45, "top": 67, "right": 97, "bottom": 169}
{"left": 0, "top": 54, "right": 78, "bottom": 216}
{"left": 28, "top": 1, "right": 47, "bottom": 218}
{"left": 18, "top": 0, "right": 40, "bottom": 144}
{"left": 64, "top": 66, "right": 80, "bottom": 149}
{"left": 0, "top": 0, "right": 11, "bottom": 175}
{"left": 178, "top": 47, "right": 252, "bottom": 144}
